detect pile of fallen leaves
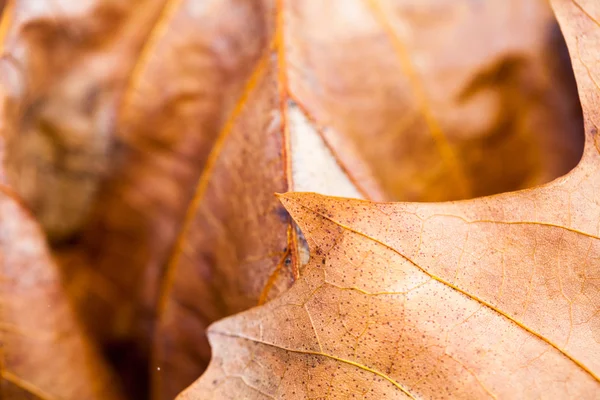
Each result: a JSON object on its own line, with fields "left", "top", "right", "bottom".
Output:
{"left": 0, "top": 0, "right": 598, "bottom": 398}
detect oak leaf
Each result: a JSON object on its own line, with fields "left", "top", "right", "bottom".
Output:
{"left": 179, "top": 0, "right": 600, "bottom": 398}
{"left": 152, "top": 0, "right": 584, "bottom": 398}
{"left": 0, "top": 0, "right": 588, "bottom": 399}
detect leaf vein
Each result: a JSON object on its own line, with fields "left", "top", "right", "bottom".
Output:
{"left": 209, "top": 331, "right": 416, "bottom": 399}
{"left": 286, "top": 196, "right": 600, "bottom": 383}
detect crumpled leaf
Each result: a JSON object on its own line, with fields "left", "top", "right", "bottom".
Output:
{"left": 153, "top": 0, "right": 585, "bottom": 398}
{"left": 0, "top": 0, "right": 587, "bottom": 399}
{"left": 74, "top": 0, "right": 270, "bottom": 385}
{"left": 278, "top": 0, "right": 584, "bottom": 201}
{"left": 179, "top": 0, "right": 600, "bottom": 397}
{"left": 0, "top": 0, "right": 166, "bottom": 239}
{"left": 0, "top": 0, "right": 169, "bottom": 395}
{"left": 0, "top": 186, "right": 124, "bottom": 400}
{"left": 148, "top": 5, "right": 365, "bottom": 393}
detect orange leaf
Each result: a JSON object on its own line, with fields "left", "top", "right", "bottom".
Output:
{"left": 0, "top": 0, "right": 588, "bottom": 398}
{"left": 0, "top": 187, "right": 124, "bottom": 399}
{"left": 0, "top": 0, "right": 168, "bottom": 395}
{"left": 154, "top": 0, "right": 584, "bottom": 397}
{"left": 179, "top": 0, "right": 600, "bottom": 397}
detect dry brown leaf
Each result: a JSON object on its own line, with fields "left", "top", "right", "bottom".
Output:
{"left": 280, "top": 0, "right": 584, "bottom": 201}
{"left": 178, "top": 0, "right": 600, "bottom": 398}
{"left": 153, "top": 0, "right": 584, "bottom": 398}
{"left": 0, "top": 186, "right": 124, "bottom": 400}
{"left": 0, "top": 0, "right": 587, "bottom": 399}
{"left": 72, "top": 0, "right": 271, "bottom": 388}
{"left": 0, "top": 0, "right": 170, "bottom": 395}
{"left": 0, "top": 0, "right": 167, "bottom": 239}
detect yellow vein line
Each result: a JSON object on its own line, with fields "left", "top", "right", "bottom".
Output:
{"left": 327, "top": 280, "right": 430, "bottom": 296}
{"left": 257, "top": 245, "right": 290, "bottom": 306}
{"left": 230, "top": 375, "right": 276, "bottom": 400}
{"left": 428, "top": 214, "right": 600, "bottom": 240}
{"left": 281, "top": 192, "right": 600, "bottom": 240}
{"left": 275, "top": 0, "right": 293, "bottom": 191}
{"left": 118, "top": 0, "right": 183, "bottom": 122}
{"left": 304, "top": 303, "right": 324, "bottom": 353}
{"left": 284, "top": 196, "right": 600, "bottom": 383}
{"left": 275, "top": 0, "right": 303, "bottom": 280}
{"left": 571, "top": 0, "right": 600, "bottom": 28}
{"left": 0, "top": 184, "right": 20, "bottom": 202}
{"left": 474, "top": 220, "right": 600, "bottom": 239}
{"left": 574, "top": 35, "right": 600, "bottom": 101}
{"left": 363, "top": 0, "right": 470, "bottom": 198}
{"left": 210, "top": 330, "right": 416, "bottom": 399}
{"left": 0, "top": 0, "right": 15, "bottom": 50}
{"left": 446, "top": 354, "right": 497, "bottom": 399}
{"left": 2, "top": 371, "right": 59, "bottom": 400}
{"left": 156, "top": 53, "right": 269, "bottom": 319}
